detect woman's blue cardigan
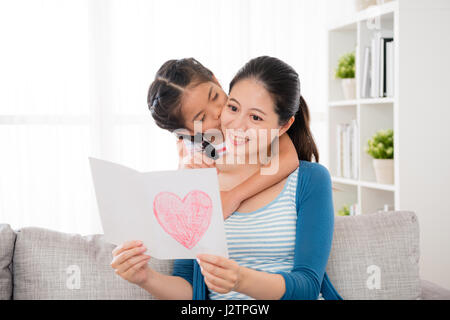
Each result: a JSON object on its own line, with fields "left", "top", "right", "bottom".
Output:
{"left": 172, "top": 160, "right": 343, "bottom": 300}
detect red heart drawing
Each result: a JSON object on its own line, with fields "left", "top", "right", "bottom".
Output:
{"left": 153, "top": 190, "right": 212, "bottom": 250}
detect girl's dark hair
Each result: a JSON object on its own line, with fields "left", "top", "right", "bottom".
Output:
{"left": 147, "top": 58, "right": 215, "bottom": 132}
{"left": 229, "top": 56, "right": 319, "bottom": 162}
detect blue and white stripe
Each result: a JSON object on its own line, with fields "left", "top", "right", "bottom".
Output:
{"left": 209, "top": 167, "right": 299, "bottom": 300}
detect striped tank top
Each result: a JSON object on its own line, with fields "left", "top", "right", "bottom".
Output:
{"left": 209, "top": 167, "right": 299, "bottom": 300}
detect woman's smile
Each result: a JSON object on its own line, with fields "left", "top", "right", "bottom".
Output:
{"left": 226, "top": 130, "right": 251, "bottom": 146}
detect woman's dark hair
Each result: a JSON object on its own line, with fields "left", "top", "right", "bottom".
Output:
{"left": 147, "top": 58, "right": 215, "bottom": 132}
{"left": 229, "top": 56, "right": 319, "bottom": 162}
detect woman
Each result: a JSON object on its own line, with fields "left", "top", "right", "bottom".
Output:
{"left": 110, "top": 56, "right": 342, "bottom": 300}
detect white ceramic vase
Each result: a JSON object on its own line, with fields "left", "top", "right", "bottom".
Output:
{"left": 373, "top": 159, "right": 394, "bottom": 184}
{"left": 341, "top": 78, "right": 356, "bottom": 100}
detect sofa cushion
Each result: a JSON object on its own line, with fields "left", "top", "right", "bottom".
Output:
{"left": 0, "top": 224, "right": 16, "bottom": 300}
{"left": 12, "top": 226, "right": 174, "bottom": 299}
{"left": 326, "top": 210, "right": 421, "bottom": 299}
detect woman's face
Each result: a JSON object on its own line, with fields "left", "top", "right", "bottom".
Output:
{"left": 180, "top": 81, "right": 228, "bottom": 134}
{"left": 221, "top": 78, "right": 293, "bottom": 158}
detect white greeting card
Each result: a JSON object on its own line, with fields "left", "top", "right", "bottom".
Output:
{"left": 88, "top": 157, "right": 228, "bottom": 259}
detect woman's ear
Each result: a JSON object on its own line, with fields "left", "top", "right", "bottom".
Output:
{"left": 279, "top": 116, "right": 295, "bottom": 136}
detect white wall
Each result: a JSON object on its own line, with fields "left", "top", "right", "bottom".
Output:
{"left": 396, "top": 0, "right": 450, "bottom": 290}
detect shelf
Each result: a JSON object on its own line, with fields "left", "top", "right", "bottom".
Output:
{"left": 332, "top": 176, "right": 359, "bottom": 186}
{"left": 332, "top": 176, "right": 396, "bottom": 192}
{"left": 359, "top": 180, "right": 395, "bottom": 192}
{"left": 329, "top": 1, "right": 397, "bottom": 31}
{"left": 355, "top": 1, "right": 397, "bottom": 24}
{"left": 359, "top": 97, "right": 394, "bottom": 104}
{"left": 328, "top": 100, "right": 358, "bottom": 107}
{"left": 328, "top": 98, "right": 394, "bottom": 107}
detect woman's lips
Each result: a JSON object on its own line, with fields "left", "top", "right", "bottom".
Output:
{"left": 226, "top": 131, "right": 250, "bottom": 146}
{"left": 232, "top": 137, "right": 249, "bottom": 146}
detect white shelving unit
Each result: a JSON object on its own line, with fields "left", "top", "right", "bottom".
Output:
{"left": 327, "top": 1, "right": 397, "bottom": 215}
{"left": 326, "top": 0, "right": 450, "bottom": 222}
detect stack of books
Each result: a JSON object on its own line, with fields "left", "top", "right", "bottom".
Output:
{"left": 349, "top": 203, "right": 361, "bottom": 216}
{"left": 361, "top": 31, "right": 395, "bottom": 98}
{"left": 336, "top": 120, "right": 359, "bottom": 180}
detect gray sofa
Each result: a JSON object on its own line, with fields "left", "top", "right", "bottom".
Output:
{"left": 1, "top": 210, "right": 449, "bottom": 300}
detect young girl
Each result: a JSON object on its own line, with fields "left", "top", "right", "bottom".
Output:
{"left": 111, "top": 56, "right": 341, "bottom": 300}
{"left": 146, "top": 58, "right": 302, "bottom": 219}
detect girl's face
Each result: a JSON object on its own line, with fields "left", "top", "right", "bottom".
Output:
{"left": 180, "top": 81, "right": 228, "bottom": 134}
{"left": 221, "top": 78, "right": 293, "bottom": 157}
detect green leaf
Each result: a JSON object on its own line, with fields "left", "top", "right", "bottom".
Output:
{"left": 365, "top": 129, "right": 394, "bottom": 159}
{"left": 335, "top": 51, "right": 355, "bottom": 79}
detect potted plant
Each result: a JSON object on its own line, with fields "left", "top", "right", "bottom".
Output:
{"left": 335, "top": 51, "right": 356, "bottom": 100}
{"left": 337, "top": 204, "right": 350, "bottom": 216}
{"left": 365, "top": 129, "right": 394, "bottom": 184}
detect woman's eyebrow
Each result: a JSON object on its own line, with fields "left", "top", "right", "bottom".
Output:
{"left": 230, "top": 97, "right": 266, "bottom": 115}
{"left": 250, "top": 107, "right": 267, "bottom": 115}
{"left": 229, "top": 98, "right": 241, "bottom": 106}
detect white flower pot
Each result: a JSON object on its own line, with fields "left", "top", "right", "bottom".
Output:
{"left": 341, "top": 78, "right": 356, "bottom": 100}
{"left": 373, "top": 159, "right": 394, "bottom": 185}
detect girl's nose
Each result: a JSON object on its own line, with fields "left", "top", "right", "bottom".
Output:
{"left": 213, "top": 103, "right": 222, "bottom": 120}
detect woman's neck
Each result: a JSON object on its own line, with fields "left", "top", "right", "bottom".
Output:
{"left": 216, "top": 157, "right": 261, "bottom": 192}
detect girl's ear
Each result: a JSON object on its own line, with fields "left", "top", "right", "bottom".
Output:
{"left": 279, "top": 116, "right": 295, "bottom": 136}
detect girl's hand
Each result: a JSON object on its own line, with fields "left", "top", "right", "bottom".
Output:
{"left": 196, "top": 254, "right": 242, "bottom": 294}
{"left": 220, "top": 190, "right": 241, "bottom": 220}
{"left": 176, "top": 139, "right": 216, "bottom": 170}
{"left": 110, "top": 240, "right": 152, "bottom": 287}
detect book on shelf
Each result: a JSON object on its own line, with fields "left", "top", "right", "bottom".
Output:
{"left": 367, "top": 30, "right": 394, "bottom": 98}
{"left": 336, "top": 121, "right": 358, "bottom": 180}
{"left": 385, "top": 40, "right": 394, "bottom": 97}
{"left": 351, "top": 119, "right": 359, "bottom": 179}
{"left": 361, "top": 46, "right": 371, "bottom": 98}
{"left": 343, "top": 123, "right": 351, "bottom": 178}
{"left": 349, "top": 203, "right": 361, "bottom": 216}
{"left": 370, "top": 34, "right": 379, "bottom": 98}
{"left": 376, "top": 204, "right": 394, "bottom": 213}
{"left": 380, "top": 37, "right": 393, "bottom": 97}
{"left": 336, "top": 124, "right": 344, "bottom": 177}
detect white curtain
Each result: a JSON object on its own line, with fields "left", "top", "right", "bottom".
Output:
{"left": 0, "top": 0, "right": 346, "bottom": 235}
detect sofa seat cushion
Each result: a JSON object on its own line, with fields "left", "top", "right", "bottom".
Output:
{"left": 326, "top": 211, "right": 421, "bottom": 299}
{"left": 12, "top": 226, "right": 174, "bottom": 299}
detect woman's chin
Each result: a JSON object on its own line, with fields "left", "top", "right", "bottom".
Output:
{"left": 224, "top": 143, "right": 259, "bottom": 164}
